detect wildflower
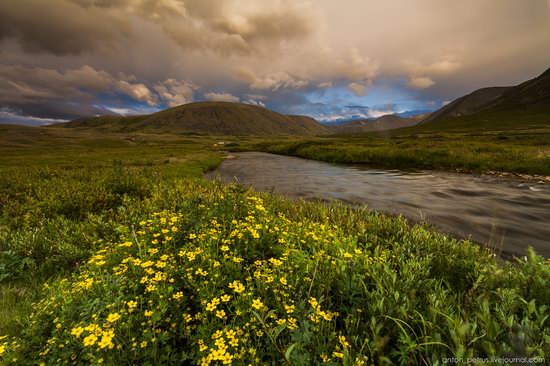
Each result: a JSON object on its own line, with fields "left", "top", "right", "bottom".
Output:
{"left": 70, "top": 327, "right": 84, "bottom": 337}
{"left": 106, "top": 313, "right": 121, "bottom": 323}
{"left": 320, "top": 354, "right": 330, "bottom": 362}
{"left": 172, "top": 292, "right": 184, "bottom": 300}
{"left": 228, "top": 280, "right": 245, "bottom": 293}
{"left": 220, "top": 353, "right": 233, "bottom": 364}
{"left": 333, "top": 351, "right": 344, "bottom": 358}
{"left": 83, "top": 334, "right": 98, "bottom": 346}
{"left": 216, "top": 310, "right": 226, "bottom": 319}
{"left": 343, "top": 252, "right": 353, "bottom": 259}
{"left": 339, "top": 335, "right": 350, "bottom": 348}
{"left": 284, "top": 304, "right": 295, "bottom": 314}
{"left": 127, "top": 300, "right": 138, "bottom": 312}
{"left": 98, "top": 330, "right": 115, "bottom": 349}
{"left": 251, "top": 298, "right": 264, "bottom": 310}
{"left": 144, "top": 310, "right": 153, "bottom": 317}
{"left": 221, "top": 294, "right": 231, "bottom": 302}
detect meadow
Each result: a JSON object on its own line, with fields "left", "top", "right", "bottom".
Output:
{"left": 241, "top": 129, "right": 550, "bottom": 177}
{"left": 0, "top": 130, "right": 549, "bottom": 365}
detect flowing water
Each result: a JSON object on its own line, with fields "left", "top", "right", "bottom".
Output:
{"left": 206, "top": 152, "right": 550, "bottom": 258}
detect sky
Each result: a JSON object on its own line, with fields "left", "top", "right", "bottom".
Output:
{"left": 1, "top": 0, "right": 550, "bottom": 126}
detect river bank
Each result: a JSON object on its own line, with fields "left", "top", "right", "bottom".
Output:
{"left": 208, "top": 152, "right": 550, "bottom": 258}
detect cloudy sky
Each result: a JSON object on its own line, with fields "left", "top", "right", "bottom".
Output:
{"left": 1, "top": 0, "right": 550, "bottom": 125}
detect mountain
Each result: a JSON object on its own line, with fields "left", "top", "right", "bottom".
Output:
{"left": 329, "top": 113, "right": 428, "bottom": 134}
{"left": 55, "top": 102, "right": 330, "bottom": 136}
{"left": 417, "top": 67, "right": 550, "bottom": 131}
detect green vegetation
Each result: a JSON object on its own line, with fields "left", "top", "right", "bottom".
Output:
{"left": 1, "top": 128, "right": 549, "bottom": 364}
{"left": 241, "top": 130, "right": 550, "bottom": 176}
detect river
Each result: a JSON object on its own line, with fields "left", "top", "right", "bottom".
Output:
{"left": 205, "top": 152, "right": 550, "bottom": 258}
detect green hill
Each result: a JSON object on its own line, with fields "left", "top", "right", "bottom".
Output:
{"left": 54, "top": 102, "right": 330, "bottom": 136}
{"left": 415, "top": 67, "right": 550, "bottom": 132}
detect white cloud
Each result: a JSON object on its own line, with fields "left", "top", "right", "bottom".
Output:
{"left": 235, "top": 69, "right": 308, "bottom": 90}
{"left": 204, "top": 92, "right": 240, "bottom": 102}
{"left": 408, "top": 76, "right": 435, "bottom": 89}
{"left": 154, "top": 79, "right": 198, "bottom": 107}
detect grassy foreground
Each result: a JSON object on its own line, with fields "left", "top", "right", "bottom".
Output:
{"left": 0, "top": 131, "right": 549, "bottom": 364}
{"left": 242, "top": 130, "right": 550, "bottom": 177}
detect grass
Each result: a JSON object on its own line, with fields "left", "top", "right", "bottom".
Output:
{"left": 237, "top": 129, "right": 550, "bottom": 176}
{"left": 0, "top": 128, "right": 549, "bottom": 364}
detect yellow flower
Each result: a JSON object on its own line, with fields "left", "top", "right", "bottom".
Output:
{"left": 343, "top": 252, "right": 353, "bottom": 259}
{"left": 228, "top": 280, "right": 245, "bottom": 293}
{"left": 0, "top": 345, "right": 5, "bottom": 356}
{"left": 144, "top": 310, "right": 153, "bottom": 317}
{"left": 172, "top": 292, "right": 184, "bottom": 300}
{"left": 220, "top": 294, "right": 231, "bottom": 302}
{"left": 339, "top": 335, "right": 350, "bottom": 348}
{"left": 216, "top": 310, "right": 226, "bottom": 319}
{"left": 269, "top": 258, "right": 283, "bottom": 266}
{"left": 83, "top": 334, "right": 98, "bottom": 346}
{"left": 333, "top": 351, "right": 344, "bottom": 358}
{"left": 284, "top": 304, "right": 295, "bottom": 314}
{"left": 251, "top": 298, "right": 264, "bottom": 310}
{"left": 70, "top": 327, "right": 84, "bottom": 337}
{"left": 220, "top": 353, "right": 233, "bottom": 364}
{"left": 320, "top": 354, "right": 330, "bottom": 362}
{"left": 106, "top": 313, "right": 121, "bottom": 323}
{"left": 127, "top": 301, "right": 138, "bottom": 312}
{"left": 98, "top": 330, "right": 115, "bottom": 349}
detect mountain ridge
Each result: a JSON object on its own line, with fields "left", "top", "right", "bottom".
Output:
{"left": 55, "top": 102, "right": 330, "bottom": 136}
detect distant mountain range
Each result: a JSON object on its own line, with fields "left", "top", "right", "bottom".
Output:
{"left": 54, "top": 102, "right": 330, "bottom": 136}
{"left": 416, "top": 67, "right": 550, "bottom": 132}
{"left": 328, "top": 113, "right": 430, "bottom": 134}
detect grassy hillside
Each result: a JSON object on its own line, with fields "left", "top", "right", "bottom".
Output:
{"left": 417, "top": 67, "right": 550, "bottom": 132}
{"left": 55, "top": 102, "right": 330, "bottom": 136}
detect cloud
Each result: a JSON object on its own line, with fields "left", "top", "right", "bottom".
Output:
{"left": 204, "top": 92, "right": 240, "bottom": 103}
{"left": 0, "top": 64, "right": 198, "bottom": 119}
{"left": 0, "top": 0, "right": 131, "bottom": 55}
{"left": 154, "top": 79, "right": 198, "bottom": 107}
{"left": 235, "top": 69, "right": 308, "bottom": 90}
{"left": 1, "top": 0, "right": 550, "bottom": 123}
{"left": 347, "top": 82, "right": 368, "bottom": 96}
{"left": 408, "top": 77, "right": 435, "bottom": 90}
{"left": 0, "top": 106, "right": 68, "bottom": 126}
{"left": 317, "top": 81, "right": 333, "bottom": 89}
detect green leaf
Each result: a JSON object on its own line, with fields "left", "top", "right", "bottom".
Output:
{"left": 284, "top": 342, "right": 298, "bottom": 361}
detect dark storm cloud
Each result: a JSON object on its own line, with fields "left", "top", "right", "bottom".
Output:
{"left": 0, "top": 0, "right": 132, "bottom": 55}
{"left": 0, "top": 0, "right": 549, "bottom": 122}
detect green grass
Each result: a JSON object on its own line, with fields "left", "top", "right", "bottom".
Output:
{"left": 0, "top": 129, "right": 549, "bottom": 364}
{"left": 238, "top": 130, "right": 550, "bottom": 176}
